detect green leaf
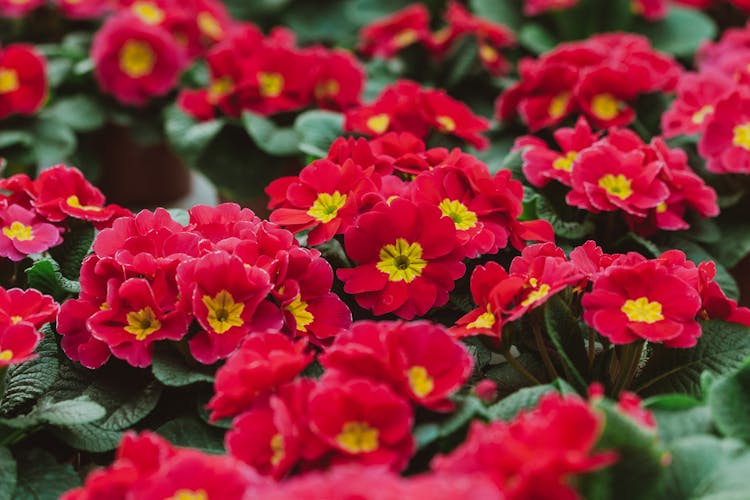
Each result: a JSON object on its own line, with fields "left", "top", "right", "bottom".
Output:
{"left": 164, "top": 106, "right": 225, "bottom": 168}
{"left": 709, "top": 359, "right": 750, "bottom": 443}
{"left": 633, "top": 7, "right": 716, "bottom": 58}
{"left": 242, "top": 112, "right": 302, "bottom": 157}
{"left": 41, "top": 96, "right": 105, "bottom": 133}
{"left": 486, "top": 383, "right": 557, "bottom": 421}
{"left": 52, "top": 423, "right": 123, "bottom": 453}
{"left": 0, "top": 131, "right": 33, "bottom": 150}
{"left": 25, "top": 258, "right": 80, "bottom": 301}
{"left": 151, "top": 343, "right": 215, "bottom": 387}
{"left": 0, "top": 447, "right": 17, "bottom": 500}
{"left": 518, "top": 23, "right": 557, "bottom": 55}
{"left": 50, "top": 222, "right": 95, "bottom": 281}
{"left": 11, "top": 448, "right": 80, "bottom": 500}
{"left": 32, "top": 120, "right": 77, "bottom": 168}
{"left": 413, "top": 395, "right": 487, "bottom": 450}
{"left": 661, "top": 236, "right": 738, "bottom": 301}
{"left": 654, "top": 435, "right": 750, "bottom": 500}
{"left": 523, "top": 193, "right": 594, "bottom": 239}
{"left": 634, "top": 320, "right": 750, "bottom": 397}
{"left": 34, "top": 397, "right": 106, "bottom": 426}
{"left": 543, "top": 296, "right": 589, "bottom": 390}
{"left": 469, "top": 0, "right": 522, "bottom": 30}
{"left": 645, "top": 395, "right": 713, "bottom": 443}
{"left": 294, "top": 110, "right": 344, "bottom": 158}
{"left": 156, "top": 416, "right": 225, "bottom": 454}
{"left": 166, "top": 208, "right": 190, "bottom": 227}
{"left": 579, "top": 399, "right": 667, "bottom": 500}
{"left": 0, "top": 326, "right": 59, "bottom": 418}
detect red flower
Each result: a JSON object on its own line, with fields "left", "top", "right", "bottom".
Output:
{"left": 524, "top": 0, "right": 579, "bottom": 15}
{"left": 0, "top": 287, "right": 57, "bottom": 328}
{"left": 207, "top": 332, "right": 312, "bottom": 421}
{"left": 699, "top": 90, "right": 750, "bottom": 173}
{"left": 267, "top": 159, "right": 379, "bottom": 246}
{"left": 421, "top": 90, "right": 491, "bottom": 149}
{"left": 33, "top": 165, "right": 125, "bottom": 224}
{"left": 0, "top": 204, "right": 62, "bottom": 261}
{"left": 582, "top": 259, "right": 702, "bottom": 347}
{"left": 453, "top": 261, "right": 511, "bottom": 338}
{"left": 92, "top": 13, "right": 187, "bottom": 106}
{"left": 176, "top": 252, "right": 277, "bottom": 364}
{"left": 432, "top": 392, "right": 616, "bottom": 500}
{"left": 88, "top": 276, "right": 189, "bottom": 367}
{"left": 307, "top": 48, "right": 364, "bottom": 111}
{"left": 0, "top": 44, "right": 47, "bottom": 119}
{"left": 631, "top": 0, "right": 669, "bottom": 19}
{"left": 575, "top": 66, "right": 638, "bottom": 128}
{"left": 55, "top": 0, "right": 111, "bottom": 19}
{"left": 0, "top": 0, "right": 44, "bottom": 17}
{"left": 661, "top": 71, "right": 734, "bottom": 139}
{"left": 516, "top": 116, "right": 600, "bottom": 187}
{"left": 0, "top": 322, "right": 40, "bottom": 366}
{"left": 338, "top": 198, "right": 465, "bottom": 319}
{"left": 567, "top": 142, "right": 669, "bottom": 216}
{"left": 321, "top": 320, "right": 473, "bottom": 410}
{"left": 309, "top": 376, "right": 414, "bottom": 471}
{"left": 359, "top": 4, "right": 430, "bottom": 58}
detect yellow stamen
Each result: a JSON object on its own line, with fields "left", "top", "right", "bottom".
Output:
{"left": 0, "top": 68, "right": 19, "bottom": 94}
{"left": 591, "top": 94, "right": 623, "bottom": 121}
{"left": 165, "top": 489, "right": 208, "bottom": 500}
{"left": 548, "top": 92, "right": 570, "bottom": 120}
{"left": 130, "top": 1, "right": 165, "bottom": 24}
{"left": 284, "top": 294, "right": 314, "bottom": 332}
{"left": 2, "top": 221, "right": 33, "bottom": 241}
{"left": 336, "top": 421, "right": 379, "bottom": 454}
{"left": 407, "top": 366, "right": 434, "bottom": 398}
{"left": 467, "top": 304, "right": 496, "bottom": 330}
{"left": 307, "top": 191, "right": 347, "bottom": 223}
{"left": 67, "top": 195, "right": 103, "bottom": 212}
{"left": 10, "top": 315, "right": 22, "bottom": 324}
{"left": 691, "top": 105, "right": 714, "bottom": 125}
{"left": 376, "top": 238, "right": 427, "bottom": 283}
{"left": 733, "top": 122, "right": 750, "bottom": 151}
{"left": 521, "top": 283, "right": 551, "bottom": 307}
{"left": 438, "top": 199, "right": 478, "bottom": 231}
{"left": 621, "top": 297, "right": 664, "bottom": 323}
{"left": 479, "top": 44, "right": 499, "bottom": 63}
{"left": 0, "top": 349, "right": 13, "bottom": 362}
{"left": 202, "top": 290, "right": 244, "bottom": 334}
{"left": 598, "top": 174, "right": 633, "bottom": 200}
{"left": 119, "top": 40, "right": 156, "bottom": 79}
{"left": 207, "top": 77, "right": 233, "bottom": 104}
{"left": 436, "top": 115, "right": 456, "bottom": 132}
{"left": 270, "top": 433, "right": 285, "bottom": 466}
{"left": 393, "top": 29, "right": 418, "bottom": 48}
{"left": 366, "top": 114, "right": 390, "bottom": 134}
{"left": 124, "top": 307, "right": 161, "bottom": 341}
{"left": 552, "top": 151, "right": 577, "bottom": 172}
{"left": 314, "top": 79, "right": 340, "bottom": 99}
{"left": 197, "top": 11, "right": 224, "bottom": 40}
{"left": 258, "top": 72, "right": 284, "bottom": 98}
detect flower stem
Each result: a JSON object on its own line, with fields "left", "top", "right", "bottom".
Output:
{"left": 613, "top": 341, "right": 645, "bottom": 396}
{"left": 502, "top": 346, "right": 542, "bottom": 386}
{"left": 532, "top": 320, "right": 559, "bottom": 381}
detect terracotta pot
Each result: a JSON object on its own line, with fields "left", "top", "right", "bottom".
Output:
{"left": 94, "top": 124, "right": 192, "bottom": 208}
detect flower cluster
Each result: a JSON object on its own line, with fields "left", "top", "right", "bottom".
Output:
{"left": 0, "top": 287, "right": 57, "bottom": 366}
{"left": 179, "top": 23, "right": 364, "bottom": 121}
{"left": 457, "top": 240, "right": 750, "bottom": 348}
{"left": 0, "top": 164, "right": 127, "bottom": 261}
{"left": 0, "top": 43, "right": 46, "bottom": 120}
{"left": 56, "top": 203, "right": 351, "bottom": 368}
{"left": 0, "top": 0, "right": 111, "bottom": 18}
{"left": 516, "top": 117, "right": 719, "bottom": 235}
{"left": 498, "top": 33, "right": 681, "bottom": 131}
{"left": 90, "top": 0, "right": 232, "bottom": 105}
{"left": 360, "top": 2, "right": 516, "bottom": 75}
{"left": 267, "top": 132, "right": 553, "bottom": 319}
{"left": 211, "top": 321, "right": 472, "bottom": 475}
{"left": 432, "top": 392, "right": 617, "bottom": 500}
{"left": 344, "top": 80, "right": 490, "bottom": 149}
{"left": 663, "top": 21, "right": 750, "bottom": 174}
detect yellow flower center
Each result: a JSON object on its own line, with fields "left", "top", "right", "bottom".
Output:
{"left": 656, "top": 202, "right": 668, "bottom": 213}
{"left": 479, "top": 44, "right": 499, "bottom": 63}
{"left": 393, "top": 29, "right": 418, "bottom": 48}
{"left": 407, "top": 365, "right": 434, "bottom": 398}
{"left": 548, "top": 92, "right": 570, "bottom": 119}
{"left": 166, "top": 489, "right": 208, "bottom": 500}
{"left": 467, "top": 304, "right": 496, "bottom": 330}
{"left": 307, "top": 191, "right": 347, "bottom": 223}
{"left": 0, "top": 68, "right": 19, "bottom": 94}
{"left": 198, "top": 12, "right": 224, "bottom": 40}
{"left": 258, "top": 72, "right": 284, "bottom": 98}
{"left": 376, "top": 238, "right": 427, "bottom": 283}
{"left": 521, "top": 283, "right": 551, "bottom": 307}
{"left": 67, "top": 195, "right": 103, "bottom": 212}
{"left": 0, "top": 349, "right": 13, "bottom": 362}
{"left": 119, "top": 40, "right": 156, "bottom": 79}
{"left": 366, "top": 114, "right": 390, "bottom": 134}
{"left": 314, "top": 79, "right": 340, "bottom": 99}
{"left": 207, "top": 77, "right": 233, "bottom": 104}
{"left": 436, "top": 115, "right": 456, "bottom": 132}
{"left": 552, "top": 151, "right": 577, "bottom": 172}
{"left": 2, "top": 221, "right": 33, "bottom": 241}
{"left": 438, "top": 199, "right": 478, "bottom": 231}
{"left": 124, "top": 307, "right": 161, "bottom": 341}
{"left": 284, "top": 294, "right": 314, "bottom": 332}
{"left": 691, "top": 105, "right": 714, "bottom": 125}
{"left": 10, "top": 315, "right": 22, "bottom": 324}
{"left": 270, "top": 433, "right": 285, "bottom": 466}
{"left": 130, "top": 1, "right": 164, "bottom": 24}
{"left": 733, "top": 122, "right": 750, "bottom": 151}
{"left": 621, "top": 296, "right": 664, "bottom": 323}
{"left": 202, "top": 290, "right": 244, "bottom": 334}
{"left": 591, "top": 93, "right": 622, "bottom": 121}
{"left": 336, "top": 421, "right": 379, "bottom": 454}
{"left": 598, "top": 174, "right": 633, "bottom": 200}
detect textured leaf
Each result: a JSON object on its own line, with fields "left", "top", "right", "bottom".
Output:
{"left": 634, "top": 320, "right": 750, "bottom": 397}
{"left": 242, "top": 112, "right": 301, "bottom": 156}
{"left": 156, "top": 416, "right": 225, "bottom": 454}
{"left": 633, "top": 7, "right": 716, "bottom": 58}
{"left": 11, "top": 448, "right": 80, "bottom": 500}
{"left": 151, "top": 343, "right": 214, "bottom": 387}
{"left": 25, "top": 259, "right": 80, "bottom": 302}
{"left": 294, "top": 110, "right": 344, "bottom": 158}
{"left": 518, "top": 23, "right": 557, "bottom": 54}
{"left": 0, "top": 326, "right": 59, "bottom": 418}
{"left": 469, "top": 0, "right": 522, "bottom": 30}
{"left": 164, "top": 106, "right": 225, "bottom": 168}
{"left": 0, "top": 447, "right": 16, "bottom": 500}
{"left": 52, "top": 423, "right": 123, "bottom": 453}
{"left": 544, "top": 296, "right": 589, "bottom": 390}
{"left": 709, "top": 359, "right": 750, "bottom": 443}
{"left": 645, "top": 394, "right": 713, "bottom": 443}
{"left": 486, "top": 383, "right": 557, "bottom": 421}
{"left": 50, "top": 222, "right": 95, "bottom": 281}
{"left": 32, "top": 119, "right": 77, "bottom": 168}
{"left": 34, "top": 398, "right": 106, "bottom": 426}
{"left": 41, "top": 95, "right": 105, "bottom": 132}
